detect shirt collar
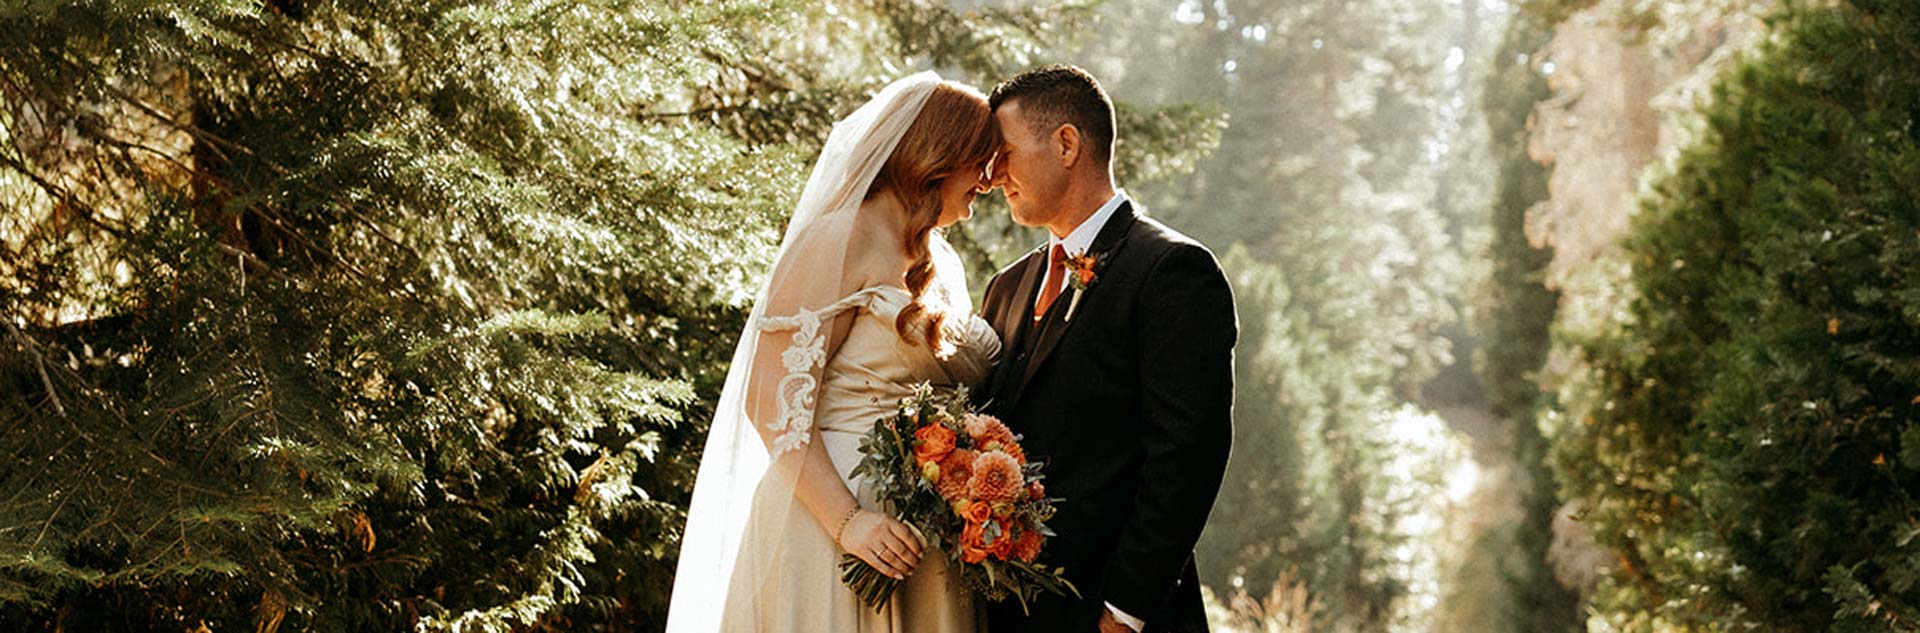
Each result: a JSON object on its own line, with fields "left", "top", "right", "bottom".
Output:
{"left": 1049, "top": 189, "right": 1129, "bottom": 258}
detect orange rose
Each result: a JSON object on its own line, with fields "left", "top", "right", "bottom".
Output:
{"left": 913, "top": 423, "right": 957, "bottom": 465}
{"left": 961, "top": 496, "right": 992, "bottom": 524}
{"left": 959, "top": 515, "right": 991, "bottom": 564}
{"left": 1026, "top": 480, "right": 1046, "bottom": 501}
{"left": 935, "top": 448, "right": 976, "bottom": 500}
{"left": 967, "top": 451, "right": 1024, "bottom": 503}
{"left": 1012, "top": 522, "right": 1044, "bottom": 562}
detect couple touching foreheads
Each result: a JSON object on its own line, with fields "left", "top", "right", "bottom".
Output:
{"left": 667, "top": 65, "right": 1237, "bottom": 633}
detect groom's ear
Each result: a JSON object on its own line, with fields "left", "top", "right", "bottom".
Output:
{"left": 1054, "top": 123, "right": 1083, "bottom": 169}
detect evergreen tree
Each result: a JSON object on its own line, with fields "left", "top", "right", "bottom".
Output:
{"left": 1559, "top": 0, "right": 1920, "bottom": 628}
{"left": 0, "top": 3, "right": 812, "bottom": 630}
{"left": 0, "top": 1, "right": 1211, "bottom": 630}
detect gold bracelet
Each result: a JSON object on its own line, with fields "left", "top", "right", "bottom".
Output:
{"left": 832, "top": 506, "right": 862, "bottom": 546}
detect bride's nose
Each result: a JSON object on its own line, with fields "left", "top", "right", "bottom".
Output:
{"left": 982, "top": 155, "right": 1007, "bottom": 191}
{"left": 973, "top": 161, "right": 996, "bottom": 194}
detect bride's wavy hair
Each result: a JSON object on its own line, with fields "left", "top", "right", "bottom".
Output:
{"left": 866, "top": 81, "right": 998, "bottom": 350}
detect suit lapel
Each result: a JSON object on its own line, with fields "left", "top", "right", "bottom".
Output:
{"left": 1012, "top": 203, "right": 1139, "bottom": 402}
{"left": 988, "top": 248, "right": 1046, "bottom": 408}
{"left": 1003, "top": 248, "right": 1045, "bottom": 344}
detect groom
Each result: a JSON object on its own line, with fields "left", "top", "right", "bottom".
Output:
{"left": 977, "top": 65, "right": 1237, "bottom": 633}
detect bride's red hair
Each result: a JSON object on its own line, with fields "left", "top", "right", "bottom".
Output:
{"left": 866, "top": 81, "right": 998, "bottom": 350}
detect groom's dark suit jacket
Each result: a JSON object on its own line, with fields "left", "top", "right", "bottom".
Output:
{"left": 977, "top": 202, "right": 1236, "bottom": 633}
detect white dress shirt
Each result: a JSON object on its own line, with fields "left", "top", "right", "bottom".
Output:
{"left": 1034, "top": 189, "right": 1146, "bottom": 632}
{"left": 1036, "top": 189, "right": 1130, "bottom": 314}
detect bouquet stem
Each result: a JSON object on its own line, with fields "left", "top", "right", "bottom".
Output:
{"left": 838, "top": 553, "right": 901, "bottom": 611}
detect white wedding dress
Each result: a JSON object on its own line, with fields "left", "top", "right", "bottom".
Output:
{"left": 719, "top": 284, "right": 1000, "bottom": 632}
{"left": 667, "top": 70, "right": 1004, "bottom": 633}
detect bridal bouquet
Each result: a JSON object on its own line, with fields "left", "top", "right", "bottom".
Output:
{"left": 841, "top": 384, "right": 1079, "bottom": 612}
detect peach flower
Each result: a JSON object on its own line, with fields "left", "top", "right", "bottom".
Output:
{"left": 967, "top": 451, "right": 1024, "bottom": 503}
{"left": 964, "top": 414, "right": 1018, "bottom": 453}
{"left": 1026, "top": 480, "right": 1046, "bottom": 501}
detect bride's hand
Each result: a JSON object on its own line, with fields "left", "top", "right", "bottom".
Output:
{"left": 837, "top": 509, "right": 923, "bottom": 579}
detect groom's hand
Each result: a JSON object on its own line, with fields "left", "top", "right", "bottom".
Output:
{"left": 1096, "top": 610, "right": 1136, "bottom": 633}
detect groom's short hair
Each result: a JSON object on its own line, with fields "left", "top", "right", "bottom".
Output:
{"left": 990, "top": 65, "right": 1115, "bottom": 165}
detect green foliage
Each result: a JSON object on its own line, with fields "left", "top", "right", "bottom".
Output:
{"left": 1558, "top": 0, "right": 1920, "bottom": 629}
{"left": 2, "top": 2, "right": 790, "bottom": 630}
{"left": 0, "top": 1, "right": 1220, "bottom": 631}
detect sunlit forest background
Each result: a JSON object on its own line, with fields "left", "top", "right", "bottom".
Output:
{"left": 2, "top": 0, "right": 1916, "bottom": 631}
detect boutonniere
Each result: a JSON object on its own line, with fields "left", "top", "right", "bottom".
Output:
{"left": 1062, "top": 252, "right": 1104, "bottom": 322}
{"left": 1064, "top": 253, "right": 1100, "bottom": 291}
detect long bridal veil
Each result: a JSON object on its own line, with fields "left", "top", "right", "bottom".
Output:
{"left": 664, "top": 71, "right": 942, "bottom": 633}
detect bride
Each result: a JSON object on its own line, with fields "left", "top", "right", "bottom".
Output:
{"left": 665, "top": 72, "right": 1003, "bottom": 632}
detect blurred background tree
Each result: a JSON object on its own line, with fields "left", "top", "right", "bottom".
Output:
{"left": 1450, "top": 7, "right": 1584, "bottom": 633}
{"left": 1015, "top": 0, "right": 1505, "bottom": 629}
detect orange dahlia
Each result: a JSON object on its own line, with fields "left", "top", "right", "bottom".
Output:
{"left": 988, "top": 523, "right": 1017, "bottom": 560}
{"left": 1012, "top": 522, "right": 1044, "bottom": 562}
{"left": 1002, "top": 440, "right": 1026, "bottom": 465}
{"left": 935, "top": 448, "right": 976, "bottom": 500}
{"left": 967, "top": 450, "right": 1024, "bottom": 503}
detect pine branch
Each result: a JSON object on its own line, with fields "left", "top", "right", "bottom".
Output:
{"left": 2, "top": 321, "right": 65, "bottom": 416}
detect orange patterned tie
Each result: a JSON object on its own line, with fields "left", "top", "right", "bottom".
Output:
{"left": 1033, "top": 244, "right": 1067, "bottom": 321}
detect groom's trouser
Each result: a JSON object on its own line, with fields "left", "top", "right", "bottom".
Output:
{"left": 984, "top": 556, "right": 1209, "bottom": 633}
{"left": 984, "top": 586, "right": 1103, "bottom": 633}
